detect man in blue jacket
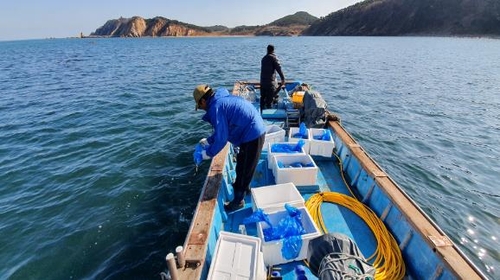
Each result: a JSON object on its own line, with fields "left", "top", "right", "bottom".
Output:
{"left": 193, "top": 84, "right": 266, "bottom": 212}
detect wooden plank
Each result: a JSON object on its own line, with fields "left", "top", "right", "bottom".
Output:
{"left": 327, "top": 120, "right": 485, "bottom": 280}
{"left": 350, "top": 145, "right": 387, "bottom": 178}
{"left": 177, "top": 144, "right": 230, "bottom": 279}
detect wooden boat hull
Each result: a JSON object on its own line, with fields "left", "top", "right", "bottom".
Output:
{"left": 170, "top": 81, "right": 485, "bottom": 280}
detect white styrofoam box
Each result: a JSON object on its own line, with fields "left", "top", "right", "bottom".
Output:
{"left": 256, "top": 251, "right": 266, "bottom": 280}
{"left": 256, "top": 206, "right": 321, "bottom": 266}
{"left": 263, "top": 125, "right": 286, "bottom": 151}
{"left": 251, "top": 182, "right": 304, "bottom": 213}
{"left": 207, "top": 231, "right": 263, "bottom": 280}
{"left": 309, "top": 128, "right": 335, "bottom": 157}
{"left": 272, "top": 154, "right": 318, "bottom": 186}
{"left": 288, "top": 126, "right": 310, "bottom": 153}
{"left": 267, "top": 142, "right": 306, "bottom": 169}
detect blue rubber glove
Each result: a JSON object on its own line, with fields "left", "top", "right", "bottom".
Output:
{"left": 193, "top": 143, "right": 211, "bottom": 166}
{"left": 298, "top": 122, "right": 308, "bottom": 139}
{"left": 193, "top": 143, "right": 204, "bottom": 166}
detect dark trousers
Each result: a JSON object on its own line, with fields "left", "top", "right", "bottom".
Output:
{"left": 260, "top": 85, "right": 277, "bottom": 111}
{"left": 231, "top": 133, "right": 266, "bottom": 205}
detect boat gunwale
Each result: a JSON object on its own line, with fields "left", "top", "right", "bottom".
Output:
{"left": 328, "top": 120, "right": 486, "bottom": 280}
{"left": 176, "top": 144, "right": 231, "bottom": 279}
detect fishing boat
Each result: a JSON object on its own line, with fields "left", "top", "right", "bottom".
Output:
{"left": 163, "top": 81, "right": 486, "bottom": 280}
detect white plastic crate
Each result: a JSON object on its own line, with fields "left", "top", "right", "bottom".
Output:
{"left": 309, "top": 128, "right": 335, "bottom": 157}
{"left": 267, "top": 142, "right": 306, "bottom": 169}
{"left": 263, "top": 125, "right": 286, "bottom": 151}
{"left": 207, "top": 231, "right": 264, "bottom": 280}
{"left": 251, "top": 182, "right": 304, "bottom": 213}
{"left": 272, "top": 154, "right": 318, "bottom": 186}
{"left": 256, "top": 206, "right": 321, "bottom": 266}
{"left": 288, "top": 126, "right": 310, "bottom": 153}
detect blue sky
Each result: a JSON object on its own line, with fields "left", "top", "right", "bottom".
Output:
{"left": 0, "top": 0, "right": 362, "bottom": 41}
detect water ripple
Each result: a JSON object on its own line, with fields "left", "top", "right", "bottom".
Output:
{"left": 0, "top": 37, "right": 499, "bottom": 279}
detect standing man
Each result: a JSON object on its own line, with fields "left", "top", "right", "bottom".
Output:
{"left": 260, "top": 44, "right": 286, "bottom": 111}
{"left": 193, "top": 84, "right": 266, "bottom": 212}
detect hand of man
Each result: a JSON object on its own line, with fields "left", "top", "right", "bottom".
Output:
{"left": 199, "top": 138, "right": 209, "bottom": 147}
{"left": 201, "top": 150, "right": 211, "bottom": 160}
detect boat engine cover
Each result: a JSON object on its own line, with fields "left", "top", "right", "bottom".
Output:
{"left": 303, "top": 90, "right": 327, "bottom": 128}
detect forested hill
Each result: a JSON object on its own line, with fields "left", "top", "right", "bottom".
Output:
{"left": 303, "top": 0, "right": 500, "bottom": 36}
{"left": 269, "top": 11, "right": 319, "bottom": 26}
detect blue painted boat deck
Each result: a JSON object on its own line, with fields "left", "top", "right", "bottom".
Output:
{"left": 222, "top": 149, "right": 378, "bottom": 280}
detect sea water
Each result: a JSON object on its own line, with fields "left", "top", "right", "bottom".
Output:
{"left": 0, "top": 36, "right": 499, "bottom": 279}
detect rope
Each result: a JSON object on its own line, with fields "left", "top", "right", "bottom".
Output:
{"left": 305, "top": 192, "right": 405, "bottom": 279}
{"left": 332, "top": 151, "right": 356, "bottom": 198}
{"left": 304, "top": 152, "right": 405, "bottom": 279}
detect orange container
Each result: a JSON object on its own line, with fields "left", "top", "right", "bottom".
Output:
{"left": 292, "top": 91, "right": 305, "bottom": 108}
{"left": 292, "top": 91, "right": 305, "bottom": 103}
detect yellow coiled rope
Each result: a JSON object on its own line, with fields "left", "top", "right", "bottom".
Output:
{"left": 304, "top": 154, "right": 406, "bottom": 279}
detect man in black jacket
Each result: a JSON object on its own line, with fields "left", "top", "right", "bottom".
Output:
{"left": 260, "top": 44, "right": 285, "bottom": 111}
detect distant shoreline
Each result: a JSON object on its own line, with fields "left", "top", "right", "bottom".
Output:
{"left": 3, "top": 34, "right": 497, "bottom": 43}
{"left": 78, "top": 34, "right": 500, "bottom": 39}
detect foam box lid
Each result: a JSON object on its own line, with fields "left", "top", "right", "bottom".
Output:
{"left": 207, "top": 231, "right": 261, "bottom": 280}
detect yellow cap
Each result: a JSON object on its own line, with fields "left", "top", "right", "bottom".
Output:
{"left": 193, "top": 84, "right": 211, "bottom": 110}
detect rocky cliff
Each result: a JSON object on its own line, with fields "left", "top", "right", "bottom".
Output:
{"left": 91, "top": 16, "right": 212, "bottom": 37}
{"left": 90, "top": 12, "right": 318, "bottom": 37}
